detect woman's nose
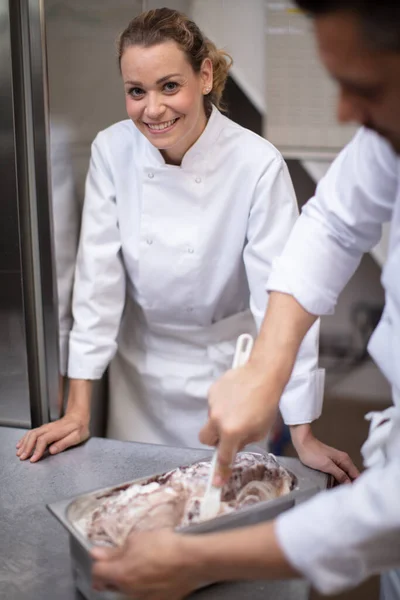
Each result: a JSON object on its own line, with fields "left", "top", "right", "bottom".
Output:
{"left": 145, "top": 93, "right": 165, "bottom": 120}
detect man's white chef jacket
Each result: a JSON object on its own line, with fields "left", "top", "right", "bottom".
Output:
{"left": 270, "top": 128, "right": 400, "bottom": 594}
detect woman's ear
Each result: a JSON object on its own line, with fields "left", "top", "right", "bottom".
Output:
{"left": 200, "top": 57, "right": 213, "bottom": 92}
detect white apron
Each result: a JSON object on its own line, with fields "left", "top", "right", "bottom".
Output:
{"left": 107, "top": 297, "right": 256, "bottom": 448}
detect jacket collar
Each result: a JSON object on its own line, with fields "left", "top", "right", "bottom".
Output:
{"left": 142, "top": 105, "right": 225, "bottom": 171}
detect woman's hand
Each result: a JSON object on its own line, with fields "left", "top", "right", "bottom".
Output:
{"left": 16, "top": 378, "right": 92, "bottom": 462}
{"left": 289, "top": 424, "right": 360, "bottom": 484}
{"left": 16, "top": 411, "right": 90, "bottom": 463}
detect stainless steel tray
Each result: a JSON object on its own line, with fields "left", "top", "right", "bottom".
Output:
{"left": 48, "top": 453, "right": 330, "bottom": 600}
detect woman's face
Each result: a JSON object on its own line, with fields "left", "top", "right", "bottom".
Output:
{"left": 120, "top": 41, "right": 213, "bottom": 164}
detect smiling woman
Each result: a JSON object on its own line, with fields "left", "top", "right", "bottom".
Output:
{"left": 16, "top": 7, "right": 339, "bottom": 481}
{"left": 120, "top": 40, "right": 212, "bottom": 165}
{"left": 117, "top": 8, "right": 232, "bottom": 165}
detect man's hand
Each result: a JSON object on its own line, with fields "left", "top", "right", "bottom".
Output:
{"left": 91, "top": 521, "right": 297, "bottom": 597}
{"left": 290, "top": 424, "right": 360, "bottom": 484}
{"left": 16, "top": 412, "right": 90, "bottom": 463}
{"left": 91, "top": 530, "right": 197, "bottom": 600}
{"left": 200, "top": 292, "right": 319, "bottom": 487}
{"left": 199, "top": 362, "right": 280, "bottom": 485}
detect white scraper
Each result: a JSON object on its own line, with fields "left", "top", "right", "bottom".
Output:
{"left": 200, "top": 333, "right": 254, "bottom": 521}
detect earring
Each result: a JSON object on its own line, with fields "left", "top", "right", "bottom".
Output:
{"left": 204, "top": 86, "right": 211, "bottom": 94}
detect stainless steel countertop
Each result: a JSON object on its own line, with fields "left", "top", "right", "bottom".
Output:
{"left": 0, "top": 427, "right": 310, "bottom": 600}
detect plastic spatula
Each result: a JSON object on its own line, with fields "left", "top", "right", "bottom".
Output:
{"left": 200, "top": 333, "right": 254, "bottom": 521}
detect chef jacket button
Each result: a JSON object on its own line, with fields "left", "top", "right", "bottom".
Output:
{"left": 146, "top": 238, "right": 153, "bottom": 245}
{"left": 195, "top": 176, "right": 202, "bottom": 183}
{"left": 186, "top": 307, "right": 194, "bottom": 313}
{"left": 188, "top": 247, "right": 194, "bottom": 254}
{"left": 148, "top": 172, "right": 154, "bottom": 179}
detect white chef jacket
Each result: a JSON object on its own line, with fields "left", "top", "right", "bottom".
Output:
{"left": 68, "top": 106, "right": 324, "bottom": 447}
{"left": 272, "top": 127, "right": 400, "bottom": 594}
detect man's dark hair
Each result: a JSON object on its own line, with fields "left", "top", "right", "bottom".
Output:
{"left": 294, "top": 0, "right": 400, "bottom": 52}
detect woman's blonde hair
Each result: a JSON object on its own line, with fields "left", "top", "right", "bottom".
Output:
{"left": 117, "top": 8, "right": 233, "bottom": 114}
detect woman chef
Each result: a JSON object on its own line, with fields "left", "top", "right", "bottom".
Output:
{"left": 16, "top": 8, "right": 354, "bottom": 478}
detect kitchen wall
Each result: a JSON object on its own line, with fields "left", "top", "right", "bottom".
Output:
{"left": 191, "top": 0, "right": 266, "bottom": 115}
{"left": 45, "top": 0, "right": 143, "bottom": 200}
{"left": 45, "top": 0, "right": 266, "bottom": 198}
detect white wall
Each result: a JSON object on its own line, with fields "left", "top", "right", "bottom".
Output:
{"left": 191, "top": 0, "right": 266, "bottom": 114}
{"left": 45, "top": 0, "right": 143, "bottom": 199}
{"left": 144, "top": 0, "right": 267, "bottom": 113}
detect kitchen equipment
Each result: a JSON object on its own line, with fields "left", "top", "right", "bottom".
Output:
{"left": 200, "top": 333, "right": 254, "bottom": 521}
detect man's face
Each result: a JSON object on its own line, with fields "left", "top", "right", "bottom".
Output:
{"left": 314, "top": 12, "right": 400, "bottom": 153}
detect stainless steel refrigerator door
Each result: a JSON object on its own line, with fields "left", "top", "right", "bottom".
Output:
{"left": 0, "top": 0, "right": 30, "bottom": 427}
{"left": 0, "top": 0, "right": 59, "bottom": 428}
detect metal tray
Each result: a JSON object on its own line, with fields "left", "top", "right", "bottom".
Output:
{"left": 48, "top": 453, "right": 330, "bottom": 600}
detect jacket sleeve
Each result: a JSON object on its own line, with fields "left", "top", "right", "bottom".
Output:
{"left": 243, "top": 155, "right": 325, "bottom": 425}
{"left": 276, "top": 442, "right": 400, "bottom": 594}
{"left": 267, "top": 128, "right": 398, "bottom": 316}
{"left": 68, "top": 132, "right": 126, "bottom": 380}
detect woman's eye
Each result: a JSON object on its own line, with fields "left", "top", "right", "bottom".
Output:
{"left": 128, "top": 87, "right": 144, "bottom": 98}
{"left": 164, "top": 82, "right": 179, "bottom": 93}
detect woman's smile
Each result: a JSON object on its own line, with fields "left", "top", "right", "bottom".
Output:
{"left": 143, "top": 117, "right": 180, "bottom": 134}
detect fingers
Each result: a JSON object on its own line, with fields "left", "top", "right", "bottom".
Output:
{"left": 16, "top": 434, "right": 26, "bottom": 450}
{"left": 214, "top": 432, "right": 239, "bottom": 486}
{"left": 16, "top": 420, "right": 82, "bottom": 462}
{"left": 29, "top": 427, "right": 69, "bottom": 463}
{"left": 200, "top": 421, "right": 248, "bottom": 486}
{"left": 324, "top": 460, "right": 352, "bottom": 485}
{"left": 48, "top": 429, "right": 84, "bottom": 455}
{"left": 29, "top": 434, "right": 53, "bottom": 463}
{"left": 198, "top": 419, "right": 218, "bottom": 447}
{"left": 17, "top": 429, "right": 44, "bottom": 461}
{"left": 334, "top": 452, "right": 360, "bottom": 480}
{"left": 91, "top": 545, "right": 123, "bottom": 562}
{"left": 30, "top": 424, "right": 75, "bottom": 462}
{"left": 31, "top": 424, "right": 83, "bottom": 462}
{"left": 92, "top": 548, "right": 126, "bottom": 592}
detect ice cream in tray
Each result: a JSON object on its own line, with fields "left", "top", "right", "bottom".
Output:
{"left": 48, "top": 451, "right": 330, "bottom": 600}
{"left": 70, "top": 452, "right": 295, "bottom": 546}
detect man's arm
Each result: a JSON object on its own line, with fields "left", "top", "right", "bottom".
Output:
{"left": 92, "top": 450, "right": 400, "bottom": 598}
{"left": 91, "top": 520, "right": 298, "bottom": 598}
{"left": 200, "top": 291, "right": 317, "bottom": 481}
{"left": 201, "top": 290, "right": 358, "bottom": 484}
{"left": 201, "top": 128, "right": 397, "bottom": 485}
